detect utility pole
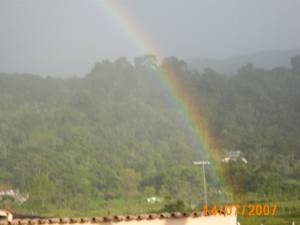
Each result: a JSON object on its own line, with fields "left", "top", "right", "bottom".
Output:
{"left": 193, "top": 160, "right": 210, "bottom": 206}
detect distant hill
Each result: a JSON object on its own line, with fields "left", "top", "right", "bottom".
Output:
{"left": 188, "top": 49, "right": 300, "bottom": 75}
{"left": 0, "top": 57, "right": 299, "bottom": 215}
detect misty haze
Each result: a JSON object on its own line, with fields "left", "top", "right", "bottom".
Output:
{"left": 0, "top": 1, "right": 299, "bottom": 225}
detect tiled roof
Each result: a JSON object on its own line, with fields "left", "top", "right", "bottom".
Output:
{"left": 0, "top": 212, "right": 208, "bottom": 225}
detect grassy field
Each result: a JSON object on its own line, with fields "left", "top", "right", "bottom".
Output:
{"left": 12, "top": 198, "right": 299, "bottom": 225}
{"left": 238, "top": 201, "right": 300, "bottom": 225}
{"left": 239, "top": 217, "right": 299, "bottom": 225}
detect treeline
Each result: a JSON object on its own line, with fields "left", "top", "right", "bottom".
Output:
{"left": 0, "top": 55, "right": 299, "bottom": 215}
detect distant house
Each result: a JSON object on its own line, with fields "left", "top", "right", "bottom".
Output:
{"left": 0, "top": 188, "right": 28, "bottom": 204}
{"left": 146, "top": 196, "right": 162, "bottom": 204}
{"left": 221, "top": 150, "right": 248, "bottom": 164}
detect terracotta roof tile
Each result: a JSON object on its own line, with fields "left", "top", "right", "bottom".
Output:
{"left": 103, "top": 216, "right": 113, "bottom": 222}
{"left": 28, "top": 219, "right": 39, "bottom": 225}
{"left": 113, "top": 215, "right": 125, "bottom": 221}
{"left": 192, "top": 212, "right": 201, "bottom": 217}
{"left": 48, "top": 218, "right": 59, "bottom": 224}
{"left": 136, "top": 214, "right": 147, "bottom": 220}
{"left": 79, "top": 217, "right": 89, "bottom": 223}
{"left": 9, "top": 219, "right": 20, "bottom": 225}
{"left": 159, "top": 213, "right": 170, "bottom": 218}
{"left": 182, "top": 212, "right": 190, "bottom": 217}
{"left": 170, "top": 212, "right": 182, "bottom": 218}
{"left": 147, "top": 214, "right": 158, "bottom": 219}
{"left": 0, "top": 210, "right": 225, "bottom": 225}
{"left": 125, "top": 215, "right": 137, "bottom": 220}
{"left": 69, "top": 218, "right": 79, "bottom": 223}
{"left": 91, "top": 217, "right": 103, "bottom": 223}
{"left": 58, "top": 218, "right": 69, "bottom": 224}
{"left": 19, "top": 220, "right": 29, "bottom": 225}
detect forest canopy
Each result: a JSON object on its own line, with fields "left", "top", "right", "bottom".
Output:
{"left": 0, "top": 56, "right": 299, "bottom": 216}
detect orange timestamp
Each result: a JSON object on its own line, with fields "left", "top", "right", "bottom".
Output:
{"left": 202, "top": 204, "right": 278, "bottom": 217}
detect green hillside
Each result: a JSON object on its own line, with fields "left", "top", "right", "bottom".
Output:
{"left": 0, "top": 56, "right": 299, "bottom": 220}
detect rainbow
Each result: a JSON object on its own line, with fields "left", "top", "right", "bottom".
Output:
{"left": 101, "top": 1, "right": 232, "bottom": 201}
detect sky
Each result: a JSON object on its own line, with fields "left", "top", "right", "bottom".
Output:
{"left": 0, "top": 0, "right": 300, "bottom": 77}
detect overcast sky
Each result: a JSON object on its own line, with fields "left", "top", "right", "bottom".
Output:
{"left": 1, "top": 0, "right": 300, "bottom": 77}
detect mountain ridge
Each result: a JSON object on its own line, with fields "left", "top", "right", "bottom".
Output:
{"left": 188, "top": 48, "right": 300, "bottom": 75}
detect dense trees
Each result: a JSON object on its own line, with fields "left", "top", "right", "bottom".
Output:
{"left": 0, "top": 56, "right": 299, "bottom": 215}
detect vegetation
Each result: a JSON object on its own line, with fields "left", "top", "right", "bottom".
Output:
{"left": 0, "top": 56, "right": 299, "bottom": 223}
